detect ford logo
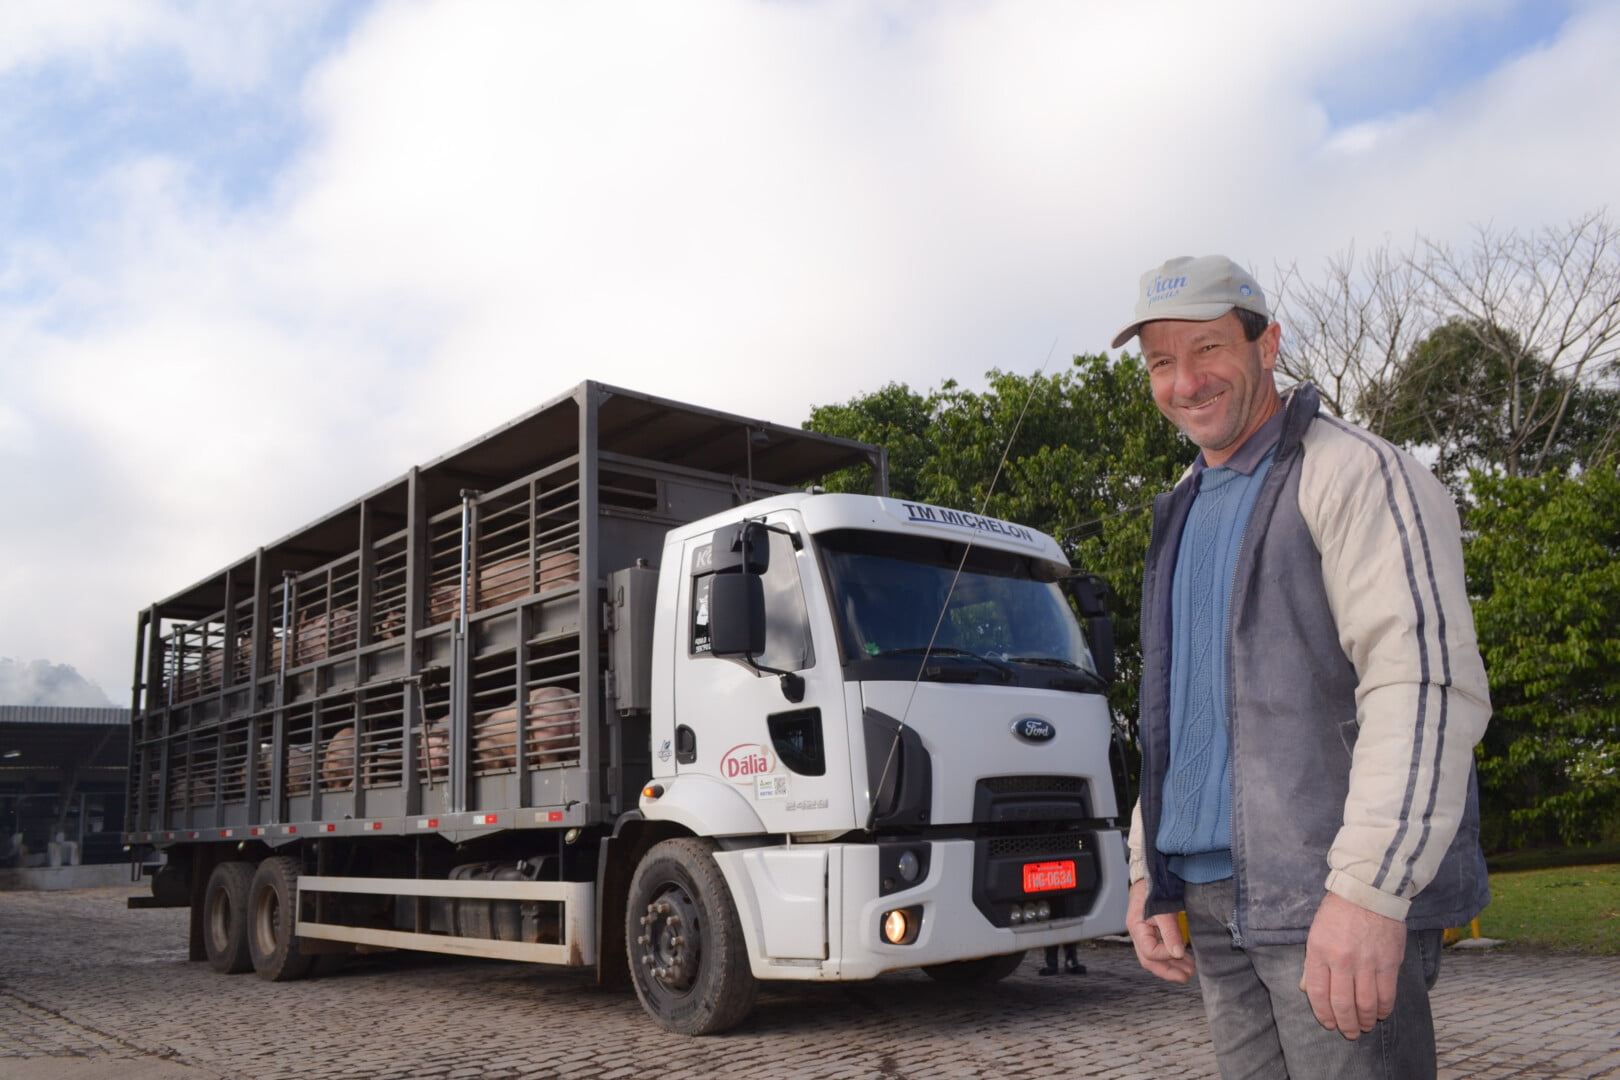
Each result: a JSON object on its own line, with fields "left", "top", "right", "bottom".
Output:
{"left": 1012, "top": 717, "right": 1055, "bottom": 743}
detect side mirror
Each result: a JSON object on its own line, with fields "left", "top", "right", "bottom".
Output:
{"left": 1067, "top": 574, "right": 1116, "bottom": 685}
{"left": 1068, "top": 573, "right": 1107, "bottom": 618}
{"left": 708, "top": 573, "right": 765, "bottom": 658}
{"left": 713, "top": 522, "right": 771, "bottom": 575}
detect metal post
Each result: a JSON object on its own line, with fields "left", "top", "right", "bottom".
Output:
{"left": 451, "top": 490, "right": 478, "bottom": 815}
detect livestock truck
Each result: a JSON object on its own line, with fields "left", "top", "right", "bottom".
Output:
{"left": 124, "top": 380, "right": 1130, "bottom": 1034}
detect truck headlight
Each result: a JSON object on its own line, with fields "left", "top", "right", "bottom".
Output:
{"left": 878, "top": 842, "right": 931, "bottom": 896}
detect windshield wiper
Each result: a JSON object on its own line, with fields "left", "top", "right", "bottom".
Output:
{"left": 884, "top": 647, "right": 1016, "bottom": 681}
{"left": 1005, "top": 655, "right": 1106, "bottom": 690}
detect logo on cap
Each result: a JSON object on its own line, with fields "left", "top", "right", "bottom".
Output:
{"left": 1146, "top": 273, "right": 1188, "bottom": 307}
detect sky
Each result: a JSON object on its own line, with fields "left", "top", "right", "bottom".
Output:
{"left": 2, "top": 0, "right": 1617, "bottom": 704}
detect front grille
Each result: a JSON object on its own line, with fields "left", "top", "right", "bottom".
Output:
{"left": 981, "top": 774, "right": 1084, "bottom": 795}
{"left": 973, "top": 775, "right": 1092, "bottom": 825}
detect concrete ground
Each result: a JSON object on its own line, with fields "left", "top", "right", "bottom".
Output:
{"left": 1, "top": 886, "right": 1616, "bottom": 1079}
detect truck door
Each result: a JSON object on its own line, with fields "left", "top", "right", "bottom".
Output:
{"left": 673, "top": 517, "right": 852, "bottom": 834}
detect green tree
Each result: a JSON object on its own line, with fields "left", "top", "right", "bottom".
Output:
{"left": 802, "top": 381, "right": 937, "bottom": 499}
{"left": 805, "top": 354, "right": 1194, "bottom": 726}
{"left": 1359, "top": 318, "right": 1620, "bottom": 497}
{"left": 1466, "top": 467, "right": 1620, "bottom": 848}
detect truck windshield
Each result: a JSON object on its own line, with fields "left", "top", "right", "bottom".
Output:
{"left": 814, "top": 529, "right": 1101, "bottom": 690}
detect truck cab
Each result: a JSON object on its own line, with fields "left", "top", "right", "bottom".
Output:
{"left": 626, "top": 492, "right": 1127, "bottom": 1027}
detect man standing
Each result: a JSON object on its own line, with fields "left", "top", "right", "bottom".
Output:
{"left": 1115, "top": 255, "right": 1491, "bottom": 1078}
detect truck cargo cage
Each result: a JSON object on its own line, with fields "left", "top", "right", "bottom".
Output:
{"left": 126, "top": 381, "right": 881, "bottom": 843}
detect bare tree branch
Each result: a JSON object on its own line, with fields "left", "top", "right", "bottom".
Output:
{"left": 1274, "top": 209, "right": 1620, "bottom": 482}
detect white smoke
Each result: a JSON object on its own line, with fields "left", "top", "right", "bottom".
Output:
{"left": 0, "top": 658, "right": 115, "bottom": 707}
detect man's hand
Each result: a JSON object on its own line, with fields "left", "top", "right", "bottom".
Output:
{"left": 1126, "top": 878, "right": 1195, "bottom": 984}
{"left": 1300, "top": 891, "right": 1407, "bottom": 1039}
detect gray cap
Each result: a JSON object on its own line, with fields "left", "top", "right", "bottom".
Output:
{"left": 1111, "top": 255, "right": 1269, "bottom": 349}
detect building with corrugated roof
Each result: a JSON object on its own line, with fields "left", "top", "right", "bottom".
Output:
{"left": 1, "top": 705, "right": 129, "bottom": 868}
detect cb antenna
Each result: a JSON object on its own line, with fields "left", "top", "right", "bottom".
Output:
{"left": 866, "top": 339, "right": 1062, "bottom": 828}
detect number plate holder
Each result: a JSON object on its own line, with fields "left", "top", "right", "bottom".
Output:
{"left": 1022, "top": 859, "right": 1076, "bottom": 893}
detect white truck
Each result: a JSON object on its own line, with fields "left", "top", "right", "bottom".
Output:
{"left": 125, "top": 381, "right": 1129, "bottom": 1034}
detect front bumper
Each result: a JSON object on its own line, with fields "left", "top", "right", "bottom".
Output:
{"left": 715, "top": 828, "right": 1129, "bottom": 982}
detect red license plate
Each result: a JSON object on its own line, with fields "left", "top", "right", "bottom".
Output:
{"left": 1022, "top": 860, "right": 1076, "bottom": 893}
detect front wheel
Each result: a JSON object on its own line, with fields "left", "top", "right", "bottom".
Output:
{"left": 248, "top": 855, "right": 315, "bottom": 982}
{"left": 923, "top": 950, "right": 1027, "bottom": 985}
{"left": 626, "top": 838, "right": 757, "bottom": 1035}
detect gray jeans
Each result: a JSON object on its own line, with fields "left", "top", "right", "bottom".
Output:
{"left": 1183, "top": 878, "right": 1444, "bottom": 1080}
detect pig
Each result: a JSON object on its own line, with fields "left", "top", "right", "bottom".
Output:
{"left": 528, "top": 684, "right": 581, "bottom": 767}
{"left": 417, "top": 720, "right": 451, "bottom": 785}
{"left": 471, "top": 685, "right": 581, "bottom": 772}
{"left": 537, "top": 549, "right": 580, "bottom": 591}
{"left": 320, "top": 726, "right": 357, "bottom": 791}
{"left": 289, "top": 605, "right": 359, "bottom": 666}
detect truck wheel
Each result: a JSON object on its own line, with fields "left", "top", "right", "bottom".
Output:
{"left": 923, "top": 950, "right": 1027, "bottom": 985}
{"left": 626, "top": 838, "right": 757, "bottom": 1035}
{"left": 247, "top": 855, "right": 315, "bottom": 982}
{"left": 202, "top": 861, "right": 256, "bottom": 974}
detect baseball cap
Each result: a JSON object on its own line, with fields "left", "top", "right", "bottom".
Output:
{"left": 1111, "top": 255, "right": 1270, "bottom": 349}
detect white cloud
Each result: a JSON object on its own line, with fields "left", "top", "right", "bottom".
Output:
{"left": 0, "top": 0, "right": 1617, "bottom": 697}
{"left": 0, "top": 0, "right": 321, "bottom": 91}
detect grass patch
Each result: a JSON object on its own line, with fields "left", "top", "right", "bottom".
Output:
{"left": 1475, "top": 863, "right": 1620, "bottom": 955}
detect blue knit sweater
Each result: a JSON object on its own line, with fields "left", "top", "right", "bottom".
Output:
{"left": 1156, "top": 431, "right": 1278, "bottom": 884}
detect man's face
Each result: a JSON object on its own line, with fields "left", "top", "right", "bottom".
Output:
{"left": 1140, "top": 311, "right": 1282, "bottom": 466}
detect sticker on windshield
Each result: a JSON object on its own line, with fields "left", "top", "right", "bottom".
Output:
{"left": 895, "top": 501, "right": 1040, "bottom": 545}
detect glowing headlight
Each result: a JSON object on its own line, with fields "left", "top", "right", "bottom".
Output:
{"left": 883, "top": 909, "right": 911, "bottom": 944}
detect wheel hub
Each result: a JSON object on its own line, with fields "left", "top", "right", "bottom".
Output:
{"left": 636, "top": 887, "right": 702, "bottom": 992}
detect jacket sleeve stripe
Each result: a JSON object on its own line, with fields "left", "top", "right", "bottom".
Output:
{"left": 1321, "top": 417, "right": 1454, "bottom": 896}
{"left": 1388, "top": 448, "right": 1457, "bottom": 895}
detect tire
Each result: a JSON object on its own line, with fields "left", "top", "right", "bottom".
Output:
{"left": 626, "top": 838, "right": 758, "bottom": 1035}
{"left": 247, "top": 855, "right": 315, "bottom": 982}
{"left": 923, "top": 950, "right": 1027, "bottom": 985}
{"left": 202, "top": 861, "right": 256, "bottom": 974}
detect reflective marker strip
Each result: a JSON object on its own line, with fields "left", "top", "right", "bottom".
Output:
{"left": 474, "top": 814, "right": 498, "bottom": 825}
{"left": 220, "top": 830, "right": 234, "bottom": 838}
{"left": 321, "top": 824, "right": 336, "bottom": 833}
{"left": 188, "top": 831, "right": 199, "bottom": 839}
{"left": 250, "top": 828, "right": 264, "bottom": 837}
{"left": 368, "top": 822, "right": 383, "bottom": 831}
{"left": 282, "top": 826, "right": 297, "bottom": 835}
{"left": 548, "top": 811, "right": 563, "bottom": 822}
{"left": 415, "top": 818, "right": 440, "bottom": 830}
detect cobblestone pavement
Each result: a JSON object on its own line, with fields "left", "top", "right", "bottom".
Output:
{"left": 2, "top": 887, "right": 1617, "bottom": 1080}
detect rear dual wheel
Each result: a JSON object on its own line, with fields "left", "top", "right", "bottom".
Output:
{"left": 248, "top": 855, "right": 316, "bottom": 982}
{"left": 202, "top": 862, "right": 255, "bottom": 974}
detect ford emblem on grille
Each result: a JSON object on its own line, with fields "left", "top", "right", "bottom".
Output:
{"left": 1012, "top": 717, "right": 1055, "bottom": 743}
